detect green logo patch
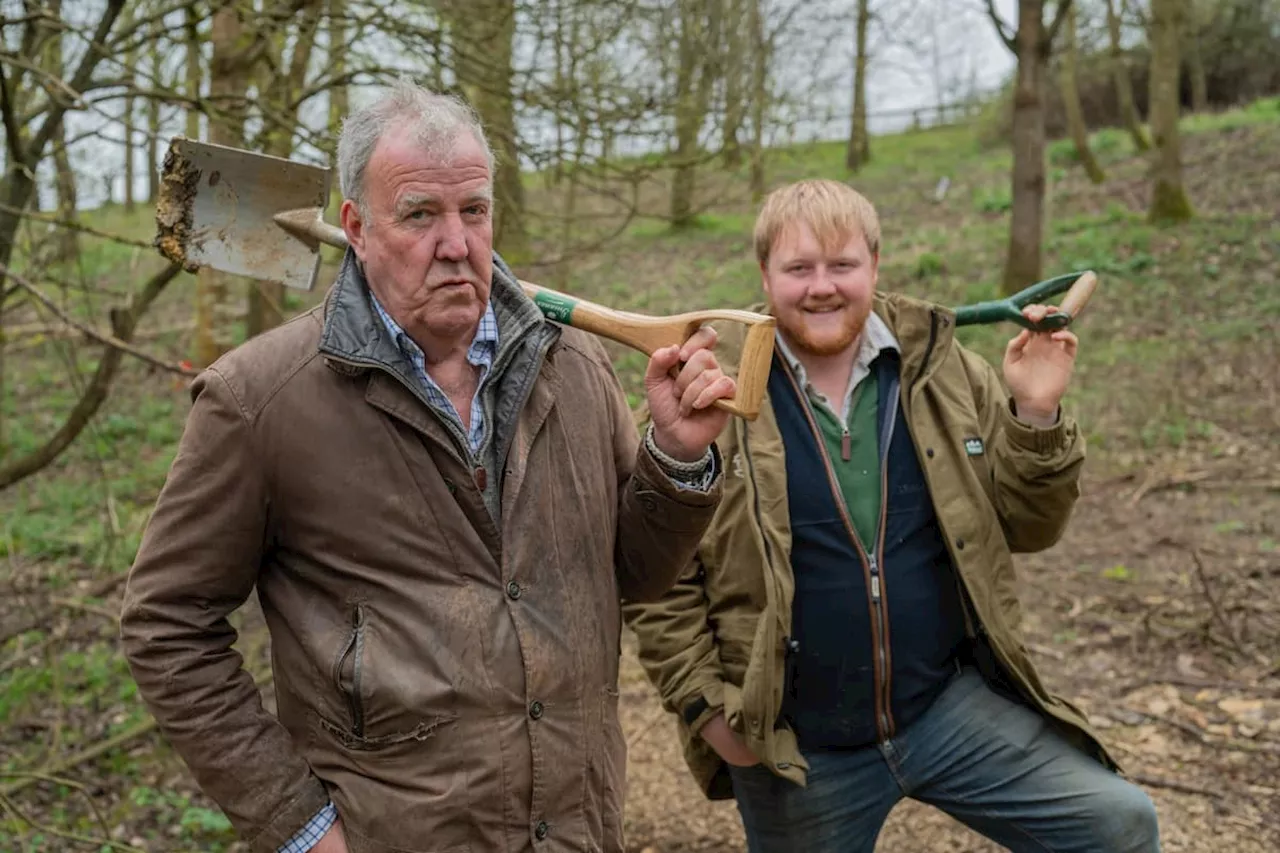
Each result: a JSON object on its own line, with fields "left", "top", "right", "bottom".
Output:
{"left": 964, "top": 437, "right": 985, "bottom": 456}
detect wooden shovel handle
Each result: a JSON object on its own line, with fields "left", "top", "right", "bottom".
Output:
{"left": 1058, "top": 270, "right": 1098, "bottom": 319}
{"left": 520, "top": 281, "right": 775, "bottom": 421}
{"left": 268, "top": 211, "right": 777, "bottom": 419}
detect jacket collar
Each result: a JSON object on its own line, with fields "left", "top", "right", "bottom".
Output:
{"left": 318, "top": 247, "right": 555, "bottom": 380}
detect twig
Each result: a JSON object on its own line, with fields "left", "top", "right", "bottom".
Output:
{"left": 0, "top": 572, "right": 129, "bottom": 647}
{"left": 0, "top": 668, "right": 275, "bottom": 799}
{"left": 0, "top": 201, "right": 154, "bottom": 249}
{"left": 1128, "top": 469, "right": 1213, "bottom": 506}
{"left": 0, "top": 786, "right": 146, "bottom": 852}
{"left": 0, "top": 264, "right": 196, "bottom": 377}
{"left": 1123, "top": 705, "right": 1280, "bottom": 756}
{"left": 1129, "top": 772, "right": 1225, "bottom": 800}
{"left": 1117, "top": 675, "right": 1280, "bottom": 698}
{"left": 1190, "top": 547, "right": 1247, "bottom": 656}
{"left": 49, "top": 595, "right": 120, "bottom": 623}
{"left": 0, "top": 635, "right": 56, "bottom": 676}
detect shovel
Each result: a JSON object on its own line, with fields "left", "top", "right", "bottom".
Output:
{"left": 953, "top": 270, "right": 1098, "bottom": 330}
{"left": 153, "top": 136, "right": 776, "bottom": 421}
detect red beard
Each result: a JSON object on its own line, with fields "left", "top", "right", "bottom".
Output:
{"left": 774, "top": 301, "right": 870, "bottom": 357}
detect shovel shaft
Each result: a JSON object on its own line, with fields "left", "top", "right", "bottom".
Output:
{"left": 268, "top": 211, "right": 773, "bottom": 420}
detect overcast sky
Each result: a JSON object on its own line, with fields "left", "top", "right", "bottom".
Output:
{"left": 44, "top": 0, "right": 1022, "bottom": 209}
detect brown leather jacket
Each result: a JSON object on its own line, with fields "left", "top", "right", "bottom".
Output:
{"left": 120, "top": 253, "right": 723, "bottom": 853}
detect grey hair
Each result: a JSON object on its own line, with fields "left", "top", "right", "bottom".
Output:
{"left": 336, "top": 77, "right": 495, "bottom": 214}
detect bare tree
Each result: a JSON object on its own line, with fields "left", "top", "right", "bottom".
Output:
{"left": 1184, "top": 0, "right": 1208, "bottom": 113}
{"left": 247, "top": 0, "right": 323, "bottom": 337}
{"left": 845, "top": 0, "right": 871, "bottom": 171}
{"left": 450, "top": 0, "right": 528, "bottom": 260}
{"left": 1059, "top": 1, "right": 1104, "bottom": 183}
{"left": 1147, "top": 0, "right": 1194, "bottom": 222}
{"left": 986, "top": 0, "right": 1073, "bottom": 294}
{"left": 1104, "top": 0, "right": 1151, "bottom": 151}
{"left": 0, "top": 0, "right": 130, "bottom": 467}
{"left": 748, "top": 0, "right": 769, "bottom": 201}
{"left": 670, "top": 0, "right": 723, "bottom": 230}
{"left": 721, "top": 0, "right": 747, "bottom": 167}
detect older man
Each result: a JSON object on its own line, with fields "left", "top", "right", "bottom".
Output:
{"left": 120, "top": 80, "right": 735, "bottom": 853}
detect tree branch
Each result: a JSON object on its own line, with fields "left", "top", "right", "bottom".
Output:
{"left": 0, "top": 202, "right": 154, "bottom": 249}
{"left": 0, "top": 56, "right": 25, "bottom": 164}
{"left": 984, "top": 0, "right": 1017, "bottom": 52}
{"left": 0, "top": 261, "right": 191, "bottom": 492}
{"left": 1045, "top": 0, "right": 1074, "bottom": 49}
{"left": 1, "top": 264, "right": 195, "bottom": 379}
{"left": 24, "top": 0, "right": 127, "bottom": 167}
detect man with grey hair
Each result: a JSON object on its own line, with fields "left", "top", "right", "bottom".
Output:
{"left": 120, "top": 78, "right": 736, "bottom": 853}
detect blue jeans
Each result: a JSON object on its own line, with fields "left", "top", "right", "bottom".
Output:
{"left": 729, "top": 666, "right": 1160, "bottom": 853}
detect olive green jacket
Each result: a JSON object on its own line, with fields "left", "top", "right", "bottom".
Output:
{"left": 623, "top": 291, "right": 1117, "bottom": 798}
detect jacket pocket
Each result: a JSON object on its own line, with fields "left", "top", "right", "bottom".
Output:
{"left": 321, "top": 603, "right": 458, "bottom": 751}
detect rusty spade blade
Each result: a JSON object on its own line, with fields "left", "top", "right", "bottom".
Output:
{"left": 155, "top": 136, "right": 336, "bottom": 291}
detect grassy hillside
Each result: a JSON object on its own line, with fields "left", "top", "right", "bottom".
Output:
{"left": 1, "top": 97, "right": 1277, "bottom": 850}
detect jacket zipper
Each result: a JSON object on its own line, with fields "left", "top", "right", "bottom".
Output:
{"left": 873, "top": 376, "right": 900, "bottom": 738}
{"left": 334, "top": 603, "right": 367, "bottom": 738}
{"left": 779, "top": 361, "right": 895, "bottom": 742}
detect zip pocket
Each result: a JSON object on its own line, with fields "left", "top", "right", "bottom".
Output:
{"left": 333, "top": 603, "right": 367, "bottom": 738}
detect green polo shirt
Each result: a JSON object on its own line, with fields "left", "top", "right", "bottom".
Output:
{"left": 776, "top": 315, "right": 900, "bottom": 550}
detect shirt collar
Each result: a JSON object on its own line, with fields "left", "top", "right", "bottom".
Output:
{"left": 368, "top": 290, "right": 499, "bottom": 365}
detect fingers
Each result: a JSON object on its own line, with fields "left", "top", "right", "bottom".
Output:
{"left": 679, "top": 324, "right": 718, "bottom": 362}
{"left": 676, "top": 348, "right": 733, "bottom": 415}
{"left": 1020, "top": 303, "right": 1060, "bottom": 325}
{"left": 1051, "top": 329, "right": 1078, "bottom": 358}
{"left": 1005, "top": 329, "right": 1030, "bottom": 361}
{"left": 684, "top": 375, "right": 736, "bottom": 414}
{"left": 644, "top": 344, "right": 683, "bottom": 389}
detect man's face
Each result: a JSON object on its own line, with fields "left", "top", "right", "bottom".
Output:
{"left": 341, "top": 125, "right": 494, "bottom": 346}
{"left": 762, "top": 223, "right": 878, "bottom": 357}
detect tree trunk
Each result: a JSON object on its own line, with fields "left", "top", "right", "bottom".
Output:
{"left": 1060, "top": 3, "right": 1104, "bottom": 183}
{"left": 123, "top": 35, "right": 136, "bottom": 213}
{"left": 44, "top": 0, "right": 78, "bottom": 260}
{"left": 1147, "top": 0, "right": 1193, "bottom": 223}
{"left": 845, "top": 0, "right": 871, "bottom": 172}
{"left": 1105, "top": 0, "right": 1150, "bottom": 151}
{"left": 147, "top": 17, "right": 162, "bottom": 203}
{"left": 247, "top": 1, "right": 321, "bottom": 338}
{"left": 670, "top": 0, "right": 720, "bottom": 230}
{"left": 1184, "top": 0, "right": 1207, "bottom": 113}
{"left": 185, "top": 4, "right": 202, "bottom": 139}
{"left": 452, "top": 0, "right": 527, "bottom": 261}
{"left": 194, "top": 1, "right": 253, "bottom": 367}
{"left": 1002, "top": 0, "right": 1052, "bottom": 295}
{"left": 327, "top": 0, "right": 347, "bottom": 134}
{"left": 747, "top": 0, "right": 767, "bottom": 202}
{"left": 721, "top": 0, "right": 745, "bottom": 168}
{"left": 670, "top": 0, "right": 703, "bottom": 229}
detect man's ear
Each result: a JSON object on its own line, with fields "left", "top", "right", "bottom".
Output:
{"left": 340, "top": 199, "right": 366, "bottom": 259}
{"left": 759, "top": 261, "right": 771, "bottom": 297}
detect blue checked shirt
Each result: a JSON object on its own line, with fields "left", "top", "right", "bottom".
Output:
{"left": 369, "top": 293, "right": 499, "bottom": 453}
{"left": 279, "top": 801, "right": 337, "bottom": 853}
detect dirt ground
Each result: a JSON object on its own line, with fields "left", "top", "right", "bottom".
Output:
{"left": 618, "top": 458, "right": 1280, "bottom": 852}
